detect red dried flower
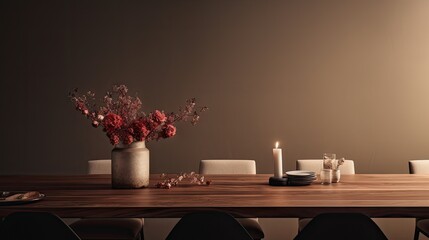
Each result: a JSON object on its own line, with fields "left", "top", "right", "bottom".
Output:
{"left": 108, "top": 133, "right": 120, "bottom": 145}
{"left": 127, "top": 128, "right": 134, "bottom": 134}
{"left": 122, "top": 134, "right": 134, "bottom": 145}
{"left": 152, "top": 110, "right": 167, "bottom": 124}
{"left": 131, "top": 120, "right": 149, "bottom": 141}
{"left": 156, "top": 172, "right": 211, "bottom": 189}
{"left": 92, "top": 121, "right": 99, "bottom": 128}
{"left": 145, "top": 119, "right": 159, "bottom": 130}
{"left": 75, "top": 100, "right": 86, "bottom": 112}
{"left": 163, "top": 124, "right": 176, "bottom": 138}
{"left": 102, "top": 113, "right": 123, "bottom": 132}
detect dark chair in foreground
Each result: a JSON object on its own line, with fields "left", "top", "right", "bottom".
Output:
{"left": 166, "top": 211, "right": 253, "bottom": 240}
{"left": 409, "top": 160, "right": 429, "bottom": 240}
{"left": 0, "top": 212, "right": 81, "bottom": 240}
{"left": 296, "top": 159, "right": 356, "bottom": 232}
{"left": 294, "top": 213, "right": 388, "bottom": 240}
{"left": 199, "top": 159, "right": 265, "bottom": 240}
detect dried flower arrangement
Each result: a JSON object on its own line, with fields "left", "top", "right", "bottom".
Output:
{"left": 156, "top": 172, "right": 212, "bottom": 189}
{"left": 69, "top": 85, "right": 207, "bottom": 145}
{"left": 323, "top": 157, "right": 345, "bottom": 170}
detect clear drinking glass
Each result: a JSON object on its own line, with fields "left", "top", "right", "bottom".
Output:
{"left": 332, "top": 169, "right": 340, "bottom": 183}
{"left": 320, "top": 169, "right": 332, "bottom": 184}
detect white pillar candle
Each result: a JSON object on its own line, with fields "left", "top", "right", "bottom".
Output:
{"left": 273, "top": 141, "right": 283, "bottom": 178}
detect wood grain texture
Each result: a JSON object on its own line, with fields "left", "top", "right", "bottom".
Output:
{"left": 1, "top": 174, "right": 429, "bottom": 218}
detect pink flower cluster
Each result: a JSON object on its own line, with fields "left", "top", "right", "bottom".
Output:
{"left": 155, "top": 172, "right": 212, "bottom": 189}
{"left": 69, "top": 85, "right": 207, "bottom": 145}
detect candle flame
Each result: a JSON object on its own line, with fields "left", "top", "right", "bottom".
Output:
{"left": 275, "top": 141, "right": 279, "bottom": 148}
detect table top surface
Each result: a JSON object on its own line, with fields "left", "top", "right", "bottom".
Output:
{"left": 1, "top": 174, "right": 429, "bottom": 218}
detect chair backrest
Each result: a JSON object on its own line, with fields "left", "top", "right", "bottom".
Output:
{"left": 409, "top": 160, "right": 429, "bottom": 174}
{"left": 166, "top": 211, "right": 253, "bottom": 240}
{"left": 296, "top": 159, "right": 355, "bottom": 174}
{"left": 88, "top": 159, "right": 111, "bottom": 174}
{"left": 199, "top": 160, "right": 256, "bottom": 174}
{"left": 0, "top": 212, "right": 81, "bottom": 240}
{"left": 294, "top": 213, "right": 387, "bottom": 240}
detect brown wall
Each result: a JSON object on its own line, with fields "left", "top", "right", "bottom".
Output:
{"left": 2, "top": 0, "right": 429, "bottom": 175}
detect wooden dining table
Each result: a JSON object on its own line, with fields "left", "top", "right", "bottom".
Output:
{"left": 1, "top": 174, "right": 429, "bottom": 219}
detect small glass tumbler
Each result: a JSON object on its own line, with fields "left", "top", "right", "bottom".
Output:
{"left": 332, "top": 169, "right": 341, "bottom": 183}
{"left": 320, "top": 169, "right": 332, "bottom": 185}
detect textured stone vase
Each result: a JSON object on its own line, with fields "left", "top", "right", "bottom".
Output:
{"left": 111, "top": 141, "right": 149, "bottom": 188}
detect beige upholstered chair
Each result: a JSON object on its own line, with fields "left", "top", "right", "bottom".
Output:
{"left": 199, "top": 159, "right": 257, "bottom": 174}
{"left": 87, "top": 159, "right": 111, "bottom": 174}
{"left": 409, "top": 160, "right": 429, "bottom": 240}
{"left": 409, "top": 160, "right": 429, "bottom": 174}
{"left": 296, "top": 159, "right": 355, "bottom": 174}
{"left": 296, "top": 159, "right": 356, "bottom": 232}
{"left": 70, "top": 159, "right": 145, "bottom": 240}
{"left": 199, "top": 159, "right": 264, "bottom": 240}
